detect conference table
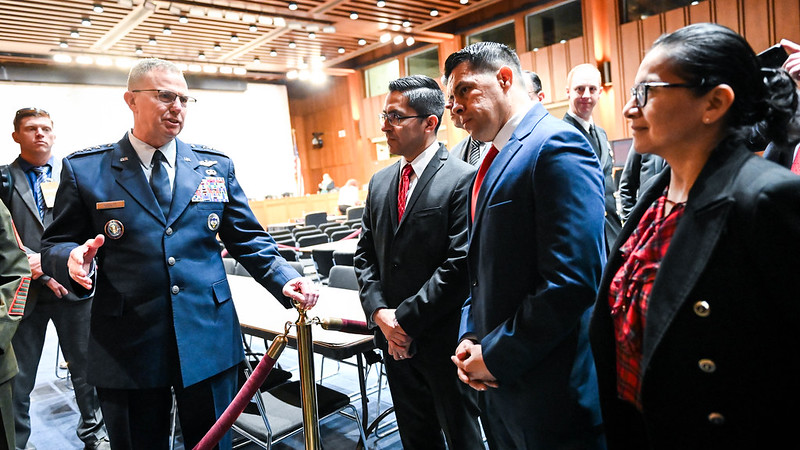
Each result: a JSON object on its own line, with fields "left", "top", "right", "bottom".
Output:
{"left": 228, "top": 274, "right": 376, "bottom": 427}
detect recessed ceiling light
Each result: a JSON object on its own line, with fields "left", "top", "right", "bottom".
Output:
{"left": 233, "top": 67, "right": 247, "bottom": 75}
{"left": 70, "top": 30, "right": 80, "bottom": 38}
{"left": 430, "top": 9, "right": 438, "bottom": 16}
{"left": 163, "top": 27, "right": 172, "bottom": 35}
{"left": 253, "top": 57, "right": 261, "bottom": 64}
{"left": 81, "top": 17, "right": 92, "bottom": 26}
{"left": 358, "top": 38, "right": 367, "bottom": 46}
{"left": 380, "top": 33, "right": 391, "bottom": 43}
{"left": 220, "top": 66, "right": 233, "bottom": 74}
{"left": 338, "top": 47, "right": 345, "bottom": 54}
{"left": 214, "top": 43, "right": 221, "bottom": 51}
{"left": 198, "top": 52, "right": 206, "bottom": 60}
{"left": 270, "top": 49, "right": 278, "bottom": 56}
{"left": 308, "top": 32, "right": 316, "bottom": 39}
{"left": 59, "top": 41, "right": 68, "bottom": 48}
{"left": 53, "top": 54, "right": 72, "bottom": 63}
{"left": 393, "top": 35, "right": 403, "bottom": 45}
{"left": 135, "top": 47, "right": 143, "bottom": 55}
{"left": 249, "top": 24, "right": 258, "bottom": 32}
{"left": 93, "top": 4, "right": 104, "bottom": 13}
{"left": 179, "top": 15, "right": 189, "bottom": 23}
{"left": 230, "top": 34, "right": 239, "bottom": 42}
{"left": 225, "top": 11, "right": 240, "bottom": 21}
{"left": 402, "top": 20, "right": 411, "bottom": 27}
{"left": 319, "top": 55, "right": 326, "bottom": 61}
{"left": 148, "top": 36, "right": 157, "bottom": 45}
{"left": 406, "top": 36, "right": 415, "bottom": 46}
{"left": 377, "top": 0, "right": 386, "bottom": 7}
{"left": 350, "top": 12, "right": 358, "bottom": 20}
{"left": 288, "top": 41, "right": 297, "bottom": 48}
{"left": 288, "top": 2, "right": 298, "bottom": 10}
{"left": 460, "top": 0, "right": 468, "bottom": 4}
{"left": 203, "top": 65, "right": 217, "bottom": 73}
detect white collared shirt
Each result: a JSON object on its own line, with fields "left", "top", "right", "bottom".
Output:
{"left": 566, "top": 110, "right": 594, "bottom": 134}
{"left": 490, "top": 106, "right": 532, "bottom": 153}
{"left": 399, "top": 140, "right": 439, "bottom": 207}
{"left": 128, "top": 131, "right": 177, "bottom": 193}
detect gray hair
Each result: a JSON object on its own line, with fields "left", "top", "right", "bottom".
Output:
{"left": 127, "top": 58, "right": 183, "bottom": 89}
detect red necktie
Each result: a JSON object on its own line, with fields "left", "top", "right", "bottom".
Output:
{"left": 398, "top": 164, "right": 413, "bottom": 221}
{"left": 471, "top": 145, "right": 499, "bottom": 220}
{"left": 791, "top": 146, "right": 800, "bottom": 175}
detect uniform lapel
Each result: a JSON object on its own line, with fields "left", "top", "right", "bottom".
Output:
{"left": 111, "top": 135, "right": 165, "bottom": 224}
{"left": 168, "top": 141, "right": 203, "bottom": 225}
{"left": 640, "top": 146, "right": 748, "bottom": 371}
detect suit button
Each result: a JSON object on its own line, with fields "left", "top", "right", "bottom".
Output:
{"left": 166, "top": 227, "right": 174, "bottom": 236}
{"left": 168, "top": 257, "right": 176, "bottom": 266}
{"left": 693, "top": 300, "right": 710, "bottom": 317}
{"left": 472, "top": 281, "right": 478, "bottom": 287}
{"left": 698, "top": 359, "right": 716, "bottom": 373}
{"left": 171, "top": 285, "right": 179, "bottom": 294}
{"left": 392, "top": 263, "right": 399, "bottom": 269}
{"left": 708, "top": 412, "right": 725, "bottom": 425}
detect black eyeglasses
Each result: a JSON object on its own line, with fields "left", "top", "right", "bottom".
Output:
{"left": 15, "top": 107, "right": 49, "bottom": 117}
{"left": 379, "top": 112, "right": 427, "bottom": 126}
{"left": 630, "top": 82, "right": 696, "bottom": 108}
{"left": 131, "top": 89, "right": 197, "bottom": 106}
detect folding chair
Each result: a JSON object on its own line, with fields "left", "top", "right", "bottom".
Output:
{"left": 327, "top": 265, "right": 359, "bottom": 291}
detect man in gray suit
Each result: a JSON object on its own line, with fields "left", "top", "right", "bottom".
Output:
{"left": 3, "top": 108, "right": 108, "bottom": 450}
{"left": 355, "top": 75, "right": 482, "bottom": 450}
{"left": 563, "top": 63, "right": 622, "bottom": 251}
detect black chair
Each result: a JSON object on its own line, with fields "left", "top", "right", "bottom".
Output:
{"left": 296, "top": 234, "right": 328, "bottom": 249}
{"left": 278, "top": 248, "right": 298, "bottom": 262}
{"left": 293, "top": 230, "right": 324, "bottom": 243}
{"left": 344, "top": 218, "right": 361, "bottom": 228}
{"left": 332, "top": 251, "right": 354, "bottom": 266}
{"left": 345, "top": 206, "right": 364, "bottom": 221}
{"left": 317, "top": 222, "right": 339, "bottom": 233}
{"left": 323, "top": 225, "right": 349, "bottom": 239}
{"left": 269, "top": 230, "right": 292, "bottom": 241}
{"left": 329, "top": 230, "right": 354, "bottom": 242}
{"left": 232, "top": 380, "right": 367, "bottom": 450}
{"left": 291, "top": 225, "right": 317, "bottom": 239}
{"left": 311, "top": 249, "right": 335, "bottom": 280}
{"left": 327, "top": 265, "right": 359, "bottom": 290}
{"left": 303, "top": 211, "right": 328, "bottom": 228}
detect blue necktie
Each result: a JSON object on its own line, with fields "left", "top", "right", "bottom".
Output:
{"left": 150, "top": 150, "right": 172, "bottom": 217}
{"left": 31, "top": 166, "right": 48, "bottom": 220}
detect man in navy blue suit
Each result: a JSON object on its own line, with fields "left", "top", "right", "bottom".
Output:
{"left": 444, "top": 42, "right": 607, "bottom": 449}
{"left": 41, "top": 58, "right": 318, "bottom": 450}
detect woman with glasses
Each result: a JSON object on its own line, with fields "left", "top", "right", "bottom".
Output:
{"left": 589, "top": 23, "right": 800, "bottom": 449}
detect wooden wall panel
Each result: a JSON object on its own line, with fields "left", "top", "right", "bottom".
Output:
{"left": 688, "top": 1, "right": 713, "bottom": 24}
{"left": 550, "top": 44, "right": 570, "bottom": 103}
{"left": 568, "top": 37, "right": 588, "bottom": 68}
{"left": 743, "top": 0, "right": 771, "bottom": 52}
{"left": 715, "top": 0, "right": 742, "bottom": 32}
{"left": 642, "top": 15, "right": 665, "bottom": 50}
{"left": 774, "top": 0, "right": 800, "bottom": 44}
{"left": 534, "top": 49, "right": 554, "bottom": 103}
{"left": 664, "top": 8, "right": 687, "bottom": 33}
{"left": 618, "top": 22, "right": 644, "bottom": 139}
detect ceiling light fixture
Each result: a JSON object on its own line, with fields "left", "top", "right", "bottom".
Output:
{"left": 53, "top": 54, "right": 72, "bottom": 63}
{"left": 214, "top": 43, "right": 222, "bottom": 51}
{"left": 230, "top": 34, "right": 239, "bottom": 42}
{"left": 288, "top": 41, "right": 297, "bottom": 48}
{"left": 406, "top": 37, "right": 415, "bottom": 46}
{"left": 249, "top": 24, "right": 258, "bottom": 32}
{"left": 198, "top": 52, "right": 206, "bottom": 60}
{"left": 163, "top": 27, "right": 172, "bottom": 35}
{"left": 179, "top": 15, "right": 189, "bottom": 23}
{"left": 402, "top": 20, "right": 411, "bottom": 27}
{"left": 70, "top": 30, "right": 80, "bottom": 38}
{"left": 393, "top": 35, "right": 403, "bottom": 45}
{"left": 350, "top": 12, "right": 358, "bottom": 20}
{"left": 82, "top": 17, "right": 92, "bottom": 26}
{"left": 287, "top": 70, "right": 299, "bottom": 80}
{"left": 308, "top": 32, "right": 316, "bottom": 39}
{"left": 270, "top": 49, "right": 278, "bottom": 56}
{"left": 135, "top": 47, "right": 143, "bottom": 55}
{"left": 377, "top": 0, "right": 386, "bottom": 7}
{"left": 204, "top": 66, "right": 218, "bottom": 74}
{"left": 220, "top": 66, "right": 233, "bottom": 74}
{"left": 225, "top": 11, "right": 240, "bottom": 21}
{"left": 358, "top": 38, "right": 367, "bottom": 45}
{"left": 117, "top": 0, "right": 133, "bottom": 7}
{"left": 148, "top": 36, "right": 157, "bottom": 45}
{"left": 259, "top": 16, "right": 273, "bottom": 25}
{"left": 233, "top": 67, "right": 247, "bottom": 75}
{"left": 93, "top": 4, "right": 104, "bottom": 13}
{"left": 338, "top": 47, "right": 345, "bottom": 54}
{"left": 253, "top": 57, "right": 261, "bottom": 64}
{"left": 288, "top": 2, "right": 298, "bottom": 10}
{"left": 169, "top": 5, "right": 181, "bottom": 15}
{"left": 380, "top": 33, "right": 391, "bottom": 43}
{"left": 460, "top": 0, "right": 468, "bottom": 4}
{"left": 59, "top": 41, "right": 69, "bottom": 48}
{"left": 430, "top": 9, "right": 439, "bottom": 16}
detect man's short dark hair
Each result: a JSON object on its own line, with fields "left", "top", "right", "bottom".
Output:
{"left": 13, "top": 108, "right": 51, "bottom": 132}
{"left": 443, "top": 42, "right": 524, "bottom": 84}
{"left": 526, "top": 71, "right": 542, "bottom": 94}
{"left": 388, "top": 75, "right": 445, "bottom": 132}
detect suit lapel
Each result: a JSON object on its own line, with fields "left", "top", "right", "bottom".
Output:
{"left": 640, "top": 146, "right": 749, "bottom": 371}
{"left": 398, "top": 144, "right": 447, "bottom": 232}
{"left": 388, "top": 162, "right": 401, "bottom": 228}
{"left": 10, "top": 160, "right": 41, "bottom": 225}
{"left": 564, "top": 114, "right": 600, "bottom": 158}
{"left": 111, "top": 135, "right": 165, "bottom": 224}
{"left": 168, "top": 141, "right": 204, "bottom": 225}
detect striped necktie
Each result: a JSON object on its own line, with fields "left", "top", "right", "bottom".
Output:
{"left": 467, "top": 139, "right": 483, "bottom": 166}
{"left": 31, "top": 166, "right": 48, "bottom": 220}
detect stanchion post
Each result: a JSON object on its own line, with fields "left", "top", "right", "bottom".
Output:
{"left": 295, "top": 308, "right": 321, "bottom": 449}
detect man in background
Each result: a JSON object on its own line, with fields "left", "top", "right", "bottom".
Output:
{"left": 355, "top": 75, "right": 482, "bottom": 450}
{"left": 0, "top": 204, "right": 32, "bottom": 450}
{"left": 525, "top": 70, "right": 545, "bottom": 101}
{"left": 563, "top": 63, "right": 621, "bottom": 250}
{"left": 3, "top": 108, "right": 108, "bottom": 450}
{"left": 41, "top": 58, "right": 317, "bottom": 450}
{"left": 445, "top": 42, "right": 606, "bottom": 449}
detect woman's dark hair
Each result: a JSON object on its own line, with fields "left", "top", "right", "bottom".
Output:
{"left": 652, "top": 23, "right": 798, "bottom": 148}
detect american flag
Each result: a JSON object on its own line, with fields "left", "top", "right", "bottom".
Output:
{"left": 291, "top": 129, "right": 304, "bottom": 195}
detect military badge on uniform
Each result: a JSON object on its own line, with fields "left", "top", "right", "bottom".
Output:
{"left": 191, "top": 176, "right": 229, "bottom": 202}
{"left": 207, "top": 213, "right": 220, "bottom": 231}
{"left": 205, "top": 169, "right": 217, "bottom": 176}
{"left": 199, "top": 160, "right": 217, "bottom": 167}
{"left": 104, "top": 219, "right": 125, "bottom": 239}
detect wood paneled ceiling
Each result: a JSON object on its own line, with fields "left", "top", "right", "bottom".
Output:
{"left": 0, "top": 0, "right": 516, "bottom": 81}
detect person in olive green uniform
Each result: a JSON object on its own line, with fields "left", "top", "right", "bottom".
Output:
{"left": 0, "top": 202, "right": 32, "bottom": 450}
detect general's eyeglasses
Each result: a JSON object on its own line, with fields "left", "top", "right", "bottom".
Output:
{"left": 379, "top": 112, "right": 427, "bottom": 126}
{"left": 131, "top": 89, "right": 197, "bottom": 106}
{"left": 630, "top": 82, "right": 696, "bottom": 108}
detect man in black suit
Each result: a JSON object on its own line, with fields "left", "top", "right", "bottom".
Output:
{"left": 354, "top": 75, "right": 482, "bottom": 450}
{"left": 563, "top": 63, "right": 622, "bottom": 250}
{"left": 3, "top": 108, "right": 109, "bottom": 450}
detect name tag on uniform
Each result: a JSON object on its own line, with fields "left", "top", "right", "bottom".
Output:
{"left": 41, "top": 180, "right": 58, "bottom": 208}
{"left": 192, "top": 176, "right": 229, "bottom": 202}
{"left": 96, "top": 200, "right": 126, "bottom": 210}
